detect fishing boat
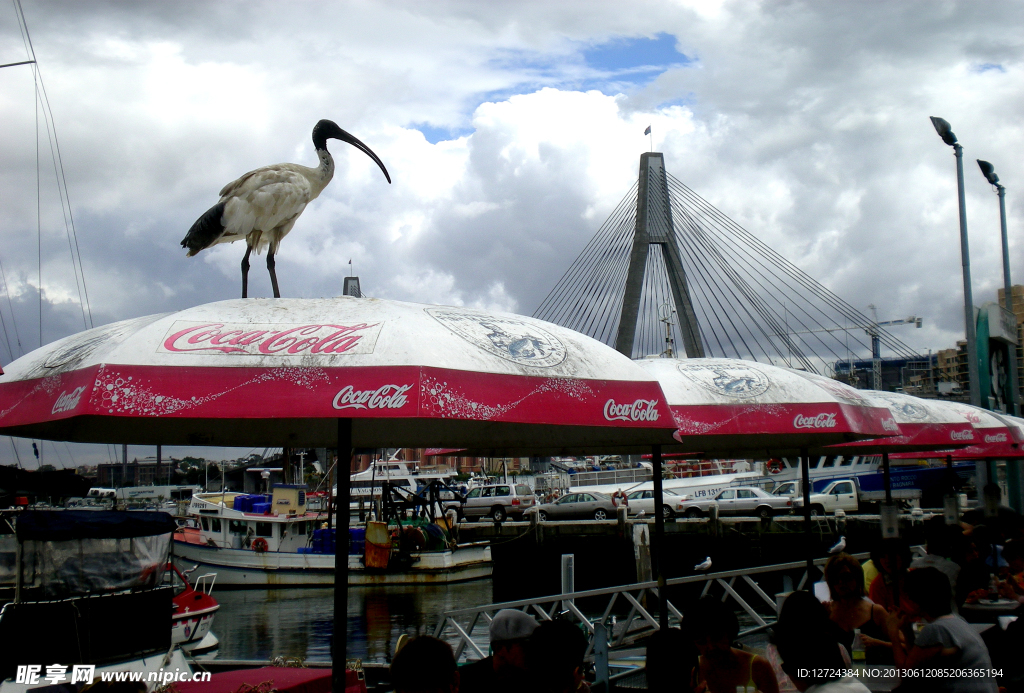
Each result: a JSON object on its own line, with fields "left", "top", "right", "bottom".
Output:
{"left": 173, "top": 483, "right": 491, "bottom": 586}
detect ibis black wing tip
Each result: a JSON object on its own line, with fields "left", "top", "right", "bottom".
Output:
{"left": 182, "top": 202, "right": 227, "bottom": 256}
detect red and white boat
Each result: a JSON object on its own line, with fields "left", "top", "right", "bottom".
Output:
{"left": 169, "top": 563, "right": 219, "bottom": 653}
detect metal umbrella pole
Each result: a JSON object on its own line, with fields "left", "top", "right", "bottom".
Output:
{"left": 651, "top": 444, "right": 668, "bottom": 630}
{"left": 333, "top": 418, "right": 353, "bottom": 693}
{"left": 801, "top": 448, "right": 813, "bottom": 576}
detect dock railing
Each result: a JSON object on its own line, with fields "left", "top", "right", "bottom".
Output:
{"left": 434, "top": 552, "right": 873, "bottom": 666}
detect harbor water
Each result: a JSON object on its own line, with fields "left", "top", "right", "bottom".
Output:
{"left": 210, "top": 580, "right": 494, "bottom": 663}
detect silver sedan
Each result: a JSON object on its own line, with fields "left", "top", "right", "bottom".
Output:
{"left": 537, "top": 492, "right": 617, "bottom": 521}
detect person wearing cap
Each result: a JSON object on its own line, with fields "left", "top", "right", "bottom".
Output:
{"left": 459, "top": 609, "right": 539, "bottom": 693}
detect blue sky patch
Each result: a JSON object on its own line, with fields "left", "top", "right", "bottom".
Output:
{"left": 583, "top": 33, "right": 689, "bottom": 72}
{"left": 412, "top": 123, "right": 474, "bottom": 144}
{"left": 975, "top": 62, "right": 1005, "bottom": 73}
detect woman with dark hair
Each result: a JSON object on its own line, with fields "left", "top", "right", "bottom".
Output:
{"left": 887, "top": 567, "right": 997, "bottom": 693}
{"left": 687, "top": 596, "right": 778, "bottom": 693}
{"left": 823, "top": 552, "right": 892, "bottom": 664}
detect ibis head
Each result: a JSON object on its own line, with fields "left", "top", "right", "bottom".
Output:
{"left": 312, "top": 119, "right": 391, "bottom": 184}
{"left": 977, "top": 159, "right": 1000, "bottom": 186}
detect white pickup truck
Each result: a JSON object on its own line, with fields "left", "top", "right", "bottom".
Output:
{"left": 790, "top": 479, "right": 859, "bottom": 516}
{"left": 780, "top": 478, "right": 922, "bottom": 516}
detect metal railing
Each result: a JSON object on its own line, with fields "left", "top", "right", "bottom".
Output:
{"left": 434, "top": 552, "right": 872, "bottom": 665}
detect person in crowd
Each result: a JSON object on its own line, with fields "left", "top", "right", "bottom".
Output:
{"left": 957, "top": 529, "right": 997, "bottom": 606}
{"left": 1001, "top": 540, "right": 1024, "bottom": 596}
{"left": 769, "top": 590, "right": 850, "bottom": 693}
{"left": 459, "top": 609, "right": 538, "bottom": 693}
{"left": 886, "top": 567, "right": 998, "bottom": 693}
{"left": 824, "top": 552, "right": 892, "bottom": 664}
{"left": 860, "top": 546, "right": 880, "bottom": 595}
{"left": 646, "top": 627, "right": 697, "bottom": 693}
{"left": 866, "top": 539, "right": 912, "bottom": 614}
{"left": 687, "top": 596, "right": 778, "bottom": 693}
{"left": 390, "top": 636, "right": 460, "bottom": 693}
{"left": 774, "top": 591, "right": 868, "bottom": 693}
{"left": 527, "top": 619, "right": 590, "bottom": 693}
{"left": 909, "top": 516, "right": 961, "bottom": 595}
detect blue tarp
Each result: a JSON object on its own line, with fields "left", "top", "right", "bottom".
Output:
{"left": 15, "top": 510, "right": 176, "bottom": 541}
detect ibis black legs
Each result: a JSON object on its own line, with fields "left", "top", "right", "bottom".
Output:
{"left": 241, "top": 246, "right": 253, "bottom": 298}
{"left": 268, "top": 250, "right": 281, "bottom": 298}
{"left": 333, "top": 418, "right": 352, "bottom": 692}
{"left": 241, "top": 245, "right": 281, "bottom": 299}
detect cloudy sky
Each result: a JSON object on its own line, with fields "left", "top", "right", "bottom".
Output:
{"left": 1, "top": 0, "right": 1022, "bottom": 468}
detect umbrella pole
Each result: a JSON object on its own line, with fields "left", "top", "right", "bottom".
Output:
{"left": 801, "top": 448, "right": 813, "bottom": 577}
{"left": 882, "top": 452, "right": 892, "bottom": 505}
{"left": 651, "top": 444, "right": 668, "bottom": 630}
{"left": 334, "top": 418, "right": 353, "bottom": 693}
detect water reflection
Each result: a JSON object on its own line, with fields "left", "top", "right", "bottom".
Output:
{"left": 212, "top": 580, "right": 493, "bottom": 663}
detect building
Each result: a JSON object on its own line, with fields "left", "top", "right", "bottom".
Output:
{"left": 833, "top": 354, "right": 941, "bottom": 394}
{"left": 998, "top": 285, "right": 1024, "bottom": 396}
{"left": 96, "top": 457, "right": 178, "bottom": 487}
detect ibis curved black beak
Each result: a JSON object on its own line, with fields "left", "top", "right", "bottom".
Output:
{"left": 336, "top": 129, "right": 391, "bottom": 184}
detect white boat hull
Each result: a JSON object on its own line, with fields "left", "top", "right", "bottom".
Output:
{"left": 173, "top": 541, "right": 492, "bottom": 586}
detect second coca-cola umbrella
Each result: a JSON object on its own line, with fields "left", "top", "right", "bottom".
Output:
{"left": 632, "top": 357, "right": 900, "bottom": 455}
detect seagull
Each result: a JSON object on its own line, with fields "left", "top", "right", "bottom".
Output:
{"left": 694, "top": 556, "right": 712, "bottom": 572}
{"left": 828, "top": 536, "right": 847, "bottom": 554}
{"left": 182, "top": 119, "right": 391, "bottom": 298}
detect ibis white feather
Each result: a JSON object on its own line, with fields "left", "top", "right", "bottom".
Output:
{"left": 182, "top": 120, "right": 390, "bottom": 298}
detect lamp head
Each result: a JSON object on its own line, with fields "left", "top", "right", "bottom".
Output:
{"left": 977, "top": 159, "right": 1000, "bottom": 186}
{"left": 930, "top": 116, "right": 958, "bottom": 146}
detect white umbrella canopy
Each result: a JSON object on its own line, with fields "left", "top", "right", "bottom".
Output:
{"left": 632, "top": 357, "right": 900, "bottom": 456}
{"left": 0, "top": 298, "right": 678, "bottom": 452}
{"left": 825, "top": 389, "right": 978, "bottom": 454}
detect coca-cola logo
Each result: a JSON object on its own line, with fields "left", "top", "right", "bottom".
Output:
{"left": 604, "top": 399, "right": 660, "bottom": 422}
{"left": 950, "top": 429, "right": 975, "bottom": 441}
{"left": 332, "top": 385, "right": 412, "bottom": 410}
{"left": 985, "top": 433, "right": 1008, "bottom": 444}
{"left": 881, "top": 418, "right": 900, "bottom": 433}
{"left": 52, "top": 386, "right": 86, "bottom": 414}
{"left": 793, "top": 413, "right": 838, "bottom": 429}
{"left": 160, "top": 321, "right": 382, "bottom": 356}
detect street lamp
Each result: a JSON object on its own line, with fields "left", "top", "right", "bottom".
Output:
{"left": 978, "top": 159, "right": 1021, "bottom": 416}
{"left": 931, "top": 117, "right": 982, "bottom": 407}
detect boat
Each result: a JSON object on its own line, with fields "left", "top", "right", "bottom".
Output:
{"left": 0, "top": 510, "right": 196, "bottom": 692}
{"left": 173, "top": 483, "right": 491, "bottom": 586}
{"left": 348, "top": 457, "right": 456, "bottom": 513}
{"left": 169, "top": 562, "right": 220, "bottom": 654}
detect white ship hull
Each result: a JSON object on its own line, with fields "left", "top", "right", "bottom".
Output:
{"left": 173, "top": 541, "right": 491, "bottom": 586}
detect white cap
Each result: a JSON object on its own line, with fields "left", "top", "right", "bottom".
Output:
{"left": 489, "top": 609, "right": 539, "bottom": 644}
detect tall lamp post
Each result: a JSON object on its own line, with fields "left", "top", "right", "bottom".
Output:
{"left": 978, "top": 159, "right": 1021, "bottom": 416}
{"left": 931, "top": 117, "right": 982, "bottom": 408}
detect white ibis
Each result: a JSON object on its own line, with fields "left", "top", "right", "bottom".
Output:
{"left": 181, "top": 120, "right": 391, "bottom": 298}
{"left": 828, "top": 536, "right": 847, "bottom": 554}
{"left": 694, "top": 556, "right": 712, "bottom": 572}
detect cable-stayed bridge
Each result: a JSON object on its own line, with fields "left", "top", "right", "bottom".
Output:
{"left": 534, "top": 153, "right": 920, "bottom": 377}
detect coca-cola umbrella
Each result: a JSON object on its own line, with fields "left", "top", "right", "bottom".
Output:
{"left": 631, "top": 357, "right": 901, "bottom": 577}
{"left": 0, "top": 297, "right": 678, "bottom": 685}
{"left": 631, "top": 358, "right": 900, "bottom": 456}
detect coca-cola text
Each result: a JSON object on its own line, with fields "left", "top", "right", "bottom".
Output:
{"left": 332, "top": 384, "right": 412, "bottom": 411}
{"left": 52, "top": 386, "right": 86, "bottom": 415}
{"left": 604, "top": 399, "right": 660, "bottom": 422}
{"left": 162, "top": 322, "right": 380, "bottom": 356}
{"left": 793, "top": 412, "right": 837, "bottom": 429}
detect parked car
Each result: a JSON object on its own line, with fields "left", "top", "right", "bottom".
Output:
{"left": 675, "top": 486, "right": 791, "bottom": 520}
{"left": 625, "top": 488, "right": 681, "bottom": 518}
{"left": 461, "top": 483, "right": 536, "bottom": 521}
{"left": 537, "top": 492, "right": 617, "bottom": 521}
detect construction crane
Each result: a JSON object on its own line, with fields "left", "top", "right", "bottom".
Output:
{"left": 787, "top": 307, "right": 923, "bottom": 389}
